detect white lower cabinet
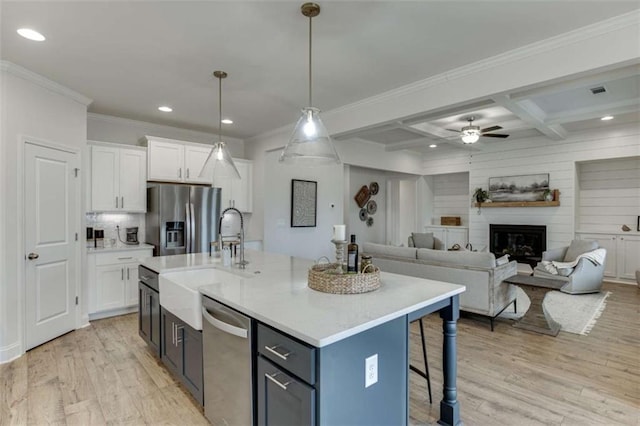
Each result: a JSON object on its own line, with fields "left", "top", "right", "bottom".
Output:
{"left": 576, "top": 232, "right": 640, "bottom": 282}
{"left": 88, "top": 248, "right": 153, "bottom": 319}
{"left": 424, "top": 226, "right": 469, "bottom": 250}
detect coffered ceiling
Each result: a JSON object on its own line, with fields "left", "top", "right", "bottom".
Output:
{"left": 1, "top": 1, "right": 639, "bottom": 148}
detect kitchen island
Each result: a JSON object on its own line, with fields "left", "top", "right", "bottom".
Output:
{"left": 140, "top": 250, "right": 464, "bottom": 426}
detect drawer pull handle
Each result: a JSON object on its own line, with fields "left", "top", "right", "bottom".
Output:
{"left": 264, "top": 345, "right": 291, "bottom": 361}
{"left": 118, "top": 257, "right": 133, "bottom": 260}
{"left": 265, "top": 372, "right": 291, "bottom": 391}
{"left": 140, "top": 275, "right": 150, "bottom": 281}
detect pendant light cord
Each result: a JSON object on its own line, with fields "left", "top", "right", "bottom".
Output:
{"left": 308, "top": 14, "right": 312, "bottom": 107}
{"left": 218, "top": 75, "right": 223, "bottom": 143}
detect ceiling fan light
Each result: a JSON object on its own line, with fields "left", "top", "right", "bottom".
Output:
{"left": 280, "top": 107, "right": 340, "bottom": 166}
{"left": 461, "top": 130, "right": 480, "bottom": 144}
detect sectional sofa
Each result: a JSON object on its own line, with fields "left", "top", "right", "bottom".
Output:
{"left": 362, "top": 242, "right": 518, "bottom": 330}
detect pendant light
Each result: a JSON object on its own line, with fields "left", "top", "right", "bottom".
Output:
{"left": 279, "top": 2, "right": 341, "bottom": 166}
{"left": 200, "top": 70, "right": 241, "bottom": 180}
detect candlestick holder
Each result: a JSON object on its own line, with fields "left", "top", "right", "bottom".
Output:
{"left": 331, "top": 239, "right": 348, "bottom": 273}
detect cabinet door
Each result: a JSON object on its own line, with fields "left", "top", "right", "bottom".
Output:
{"left": 214, "top": 175, "right": 233, "bottom": 210}
{"left": 231, "top": 160, "right": 253, "bottom": 213}
{"left": 95, "top": 265, "right": 126, "bottom": 312}
{"left": 184, "top": 145, "right": 214, "bottom": 184}
{"left": 618, "top": 236, "right": 640, "bottom": 280}
{"left": 446, "top": 228, "right": 469, "bottom": 249}
{"left": 125, "top": 264, "right": 139, "bottom": 306}
{"left": 148, "top": 140, "right": 184, "bottom": 182}
{"left": 119, "top": 149, "right": 146, "bottom": 212}
{"left": 138, "top": 283, "right": 151, "bottom": 342}
{"left": 149, "top": 288, "right": 161, "bottom": 354}
{"left": 181, "top": 326, "right": 204, "bottom": 405}
{"left": 578, "top": 234, "right": 617, "bottom": 278}
{"left": 257, "top": 356, "right": 315, "bottom": 426}
{"left": 161, "top": 308, "right": 182, "bottom": 375}
{"left": 91, "top": 145, "right": 119, "bottom": 211}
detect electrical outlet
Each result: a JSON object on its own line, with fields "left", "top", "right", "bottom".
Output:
{"left": 365, "top": 354, "right": 378, "bottom": 388}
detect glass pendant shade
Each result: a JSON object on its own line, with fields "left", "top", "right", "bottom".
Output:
{"left": 199, "top": 70, "right": 241, "bottom": 180}
{"left": 200, "top": 141, "right": 241, "bottom": 179}
{"left": 279, "top": 107, "right": 340, "bottom": 165}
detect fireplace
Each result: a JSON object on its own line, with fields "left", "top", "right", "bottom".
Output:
{"left": 489, "top": 224, "right": 546, "bottom": 266}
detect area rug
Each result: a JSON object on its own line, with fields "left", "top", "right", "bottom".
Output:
{"left": 498, "top": 287, "right": 611, "bottom": 335}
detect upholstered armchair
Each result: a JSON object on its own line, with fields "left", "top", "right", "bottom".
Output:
{"left": 533, "top": 240, "right": 605, "bottom": 294}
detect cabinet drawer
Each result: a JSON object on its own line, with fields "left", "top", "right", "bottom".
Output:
{"left": 257, "top": 323, "right": 316, "bottom": 385}
{"left": 138, "top": 266, "right": 159, "bottom": 291}
{"left": 94, "top": 249, "right": 152, "bottom": 266}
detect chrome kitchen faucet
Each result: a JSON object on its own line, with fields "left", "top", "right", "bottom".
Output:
{"left": 218, "top": 207, "right": 248, "bottom": 269}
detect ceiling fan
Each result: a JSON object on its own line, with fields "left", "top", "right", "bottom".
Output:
{"left": 447, "top": 116, "right": 509, "bottom": 144}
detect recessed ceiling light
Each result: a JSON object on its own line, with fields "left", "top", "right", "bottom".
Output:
{"left": 221, "top": 119, "right": 233, "bottom": 124}
{"left": 429, "top": 144, "right": 437, "bottom": 148}
{"left": 158, "top": 106, "right": 173, "bottom": 112}
{"left": 17, "top": 28, "right": 46, "bottom": 41}
{"left": 600, "top": 115, "right": 614, "bottom": 121}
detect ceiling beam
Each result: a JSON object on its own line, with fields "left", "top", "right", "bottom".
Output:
{"left": 492, "top": 95, "right": 568, "bottom": 141}
{"left": 545, "top": 98, "right": 640, "bottom": 125}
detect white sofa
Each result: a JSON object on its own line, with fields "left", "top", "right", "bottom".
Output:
{"left": 362, "top": 242, "right": 518, "bottom": 330}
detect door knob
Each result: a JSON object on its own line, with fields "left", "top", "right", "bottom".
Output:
{"left": 28, "top": 253, "right": 39, "bottom": 260}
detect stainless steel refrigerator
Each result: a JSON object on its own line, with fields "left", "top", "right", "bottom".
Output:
{"left": 146, "top": 183, "right": 221, "bottom": 256}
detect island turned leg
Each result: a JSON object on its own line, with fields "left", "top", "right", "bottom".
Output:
{"left": 438, "top": 295, "right": 461, "bottom": 426}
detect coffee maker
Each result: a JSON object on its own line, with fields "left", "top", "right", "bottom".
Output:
{"left": 126, "top": 227, "right": 139, "bottom": 244}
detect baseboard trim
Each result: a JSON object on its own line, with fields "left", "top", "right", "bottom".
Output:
{"left": 89, "top": 306, "right": 138, "bottom": 321}
{"left": 0, "top": 341, "right": 24, "bottom": 364}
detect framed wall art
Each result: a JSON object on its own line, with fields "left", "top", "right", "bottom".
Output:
{"left": 488, "top": 173, "right": 549, "bottom": 202}
{"left": 291, "top": 179, "right": 317, "bottom": 227}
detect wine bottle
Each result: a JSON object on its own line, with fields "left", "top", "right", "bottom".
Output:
{"left": 347, "top": 234, "right": 359, "bottom": 273}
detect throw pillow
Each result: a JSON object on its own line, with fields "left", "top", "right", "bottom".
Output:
{"left": 564, "top": 239, "right": 598, "bottom": 262}
{"left": 411, "top": 232, "right": 434, "bottom": 249}
{"left": 495, "top": 254, "right": 510, "bottom": 266}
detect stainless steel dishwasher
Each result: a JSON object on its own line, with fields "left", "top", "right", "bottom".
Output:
{"left": 202, "top": 296, "right": 253, "bottom": 425}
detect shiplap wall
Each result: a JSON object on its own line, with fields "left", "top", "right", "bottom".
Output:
{"left": 422, "top": 124, "right": 640, "bottom": 250}
{"left": 430, "top": 172, "right": 470, "bottom": 226}
{"left": 577, "top": 157, "right": 640, "bottom": 233}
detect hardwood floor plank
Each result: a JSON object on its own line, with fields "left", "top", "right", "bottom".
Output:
{"left": 64, "top": 398, "right": 106, "bottom": 426}
{"left": 0, "top": 355, "right": 28, "bottom": 426}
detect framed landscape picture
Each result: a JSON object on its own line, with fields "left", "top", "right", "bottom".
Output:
{"left": 291, "top": 179, "right": 317, "bottom": 227}
{"left": 489, "top": 173, "right": 549, "bottom": 202}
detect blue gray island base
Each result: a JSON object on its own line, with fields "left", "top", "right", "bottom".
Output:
{"left": 252, "top": 295, "right": 460, "bottom": 426}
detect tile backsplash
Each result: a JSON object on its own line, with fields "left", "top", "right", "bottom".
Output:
{"left": 86, "top": 212, "right": 145, "bottom": 247}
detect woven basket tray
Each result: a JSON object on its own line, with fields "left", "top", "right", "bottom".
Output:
{"left": 308, "top": 263, "right": 380, "bottom": 294}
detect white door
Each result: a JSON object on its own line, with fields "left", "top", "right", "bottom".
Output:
{"left": 618, "top": 236, "right": 640, "bottom": 280}
{"left": 95, "top": 264, "right": 126, "bottom": 312}
{"left": 25, "top": 142, "right": 78, "bottom": 350}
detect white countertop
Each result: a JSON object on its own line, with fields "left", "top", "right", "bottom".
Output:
{"left": 157, "top": 250, "right": 465, "bottom": 347}
{"left": 87, "top": 243, "right": 154, "bottom": 254}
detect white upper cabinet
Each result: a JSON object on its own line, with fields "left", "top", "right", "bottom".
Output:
{"left": 146, "top": 136, "right": 214, "bottom": 184}
{"left": 90, "top": 143, "right": 146, "bottom": 212}
{"left": 214, "top": 158, "right": 253, "bottom": 213}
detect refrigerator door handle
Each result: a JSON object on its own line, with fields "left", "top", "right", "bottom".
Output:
{"left": 190, "top": 203, "right": 196, "bottom": 253}
{"left": 185, "top": 202, "right": 191, "bottom": 253}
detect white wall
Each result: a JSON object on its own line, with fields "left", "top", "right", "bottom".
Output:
{"left": 421, "top": 123, "right": 640, "bottom": 251}
{"left": 429, "top": 172, "right": 470, "bottom": 226}
{"left": 263, "top": 150, "right": 344, "bottom": 260}
{"left": 347, "top": 166, "right": 388, "bottom": 246}
{"left": 577, "top": 157, "right": 640, "bottom": 233}
{"left": 87, "top": 113, "right": 245, "bottom": 156}
{"left": 0, "top": 63, "right": 89, "bottom": 362}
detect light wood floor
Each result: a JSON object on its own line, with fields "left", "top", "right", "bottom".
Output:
{"left": 1, "top": 282, "right": 638, "bottom": 425}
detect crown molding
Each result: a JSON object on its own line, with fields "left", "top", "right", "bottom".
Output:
{"left": 0, "top": 61, "right": 92, "bottom": 106}
{"left": 324, "top": 10, "right": 640, "bottom": 119}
